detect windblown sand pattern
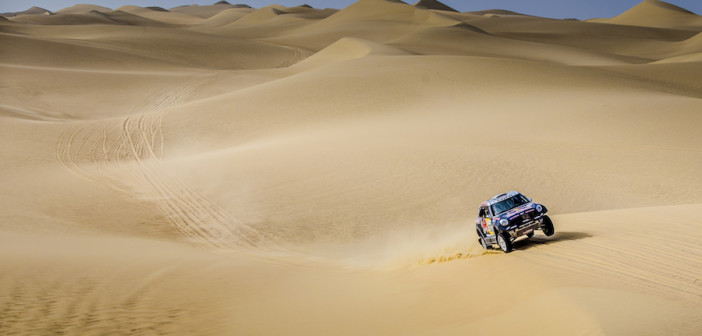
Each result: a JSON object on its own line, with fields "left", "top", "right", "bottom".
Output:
{"left": 1, "top": 0, "right": 701, "bottom": 335}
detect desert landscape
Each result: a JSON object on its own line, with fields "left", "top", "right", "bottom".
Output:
{"left": 1, "top": 0, "right": 701, "bottom": 334}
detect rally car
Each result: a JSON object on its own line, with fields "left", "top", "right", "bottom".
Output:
{"left": 475, "top": 191, "right": 554, "bottom": 253}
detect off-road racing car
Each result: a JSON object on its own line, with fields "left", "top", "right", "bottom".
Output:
{"left": 475, "top": 191, "right": 554, "bottom": 253}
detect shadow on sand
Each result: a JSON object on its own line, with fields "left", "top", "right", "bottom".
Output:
{"left": 511, "top": 231, "right": 592, "bottom": 251}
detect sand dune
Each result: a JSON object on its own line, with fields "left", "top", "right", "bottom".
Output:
{"left": 0, "top": 32, "right": 192, "bottom": 69}
{"left": 225, "top": 4, "right": 336, "bottom": 27}
{"left": 0, "top": 6, "right": 51, "bottom": 17}
{"left": 243, "top": 0, "right": 465, "bottom": 50}
{"left": 291, "top": 37, "right": 409, "bottom": 71}
{"left": 326, "top": 0, "right": 432, "bottom": 24}
{"left": 671, "top": 32, "right": 702, "bottom": 56}
{"left": 194, "top": 7, "right": 254, "bottom": 27}
{"left": 413, "top": 0, "right": 457, "bottom": 12}
{"left": 93, "top": 10, "right": 170, "bottom": 26}
{"left": 591, "top": 0, "right": 702, "bottom": 30}
{"left": 1, "top": 24, "right": 302, "bottom": 70}
{"left": 468, "top": 9, "right": 528, "bottom": 17}
{"left": 154, "top": 56, "right": 702, "bottom": 249}
{"left": 1, "top": 0, "right": 701, "bottom": 335}
{"left": 232, "top": 6, "right": 286, "bottom": 25}
{"left": 9, "top": 11, "right": 131, "bottom": 25}
{"left": 450, "top": 14, "right": 698, "bottom": 63}
{"left": 172, "top": 3, "right": 249, "bottom": 19}
{"left": 117, "top": 5, "right": 203, "bottom": 25}
{"left": 390, "top": 25, "right": 638, "bottom": 65}
{"left": 55, "top": 4, "right": 113, "bottom": 14}
{"left": 8, "top": 7, "right": 169, "bottom": 26}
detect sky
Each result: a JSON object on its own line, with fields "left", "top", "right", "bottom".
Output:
{"left": 1, "top": 0, "right": 700, "bottom": 19}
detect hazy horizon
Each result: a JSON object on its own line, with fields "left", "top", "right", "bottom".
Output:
{"left": 1, "top": 0, "right": 700, "bottom": 20}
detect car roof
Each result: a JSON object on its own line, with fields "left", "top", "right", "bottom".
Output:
{"left": 480, "top": 191, "right": 522, "bottom": 207}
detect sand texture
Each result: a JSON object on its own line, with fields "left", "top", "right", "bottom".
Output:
{"left": 1, "top": 0, "right": 701, "bottom": 335}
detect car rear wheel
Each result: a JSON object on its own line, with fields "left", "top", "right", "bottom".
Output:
{"left": 542, "top": 215, "right": 555, "bottom": 237}
{"left": 477, "top": 230, "right": 489, "bottom": 249}
{"left": 478, "top": 237, "right": 487, "bottom": 249}
{"left": 497, "top": 232, "right": 513, "bottom": 253}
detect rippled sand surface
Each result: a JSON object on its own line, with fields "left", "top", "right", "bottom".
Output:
{"left": 1, "top": 0, "right": 701, "bottom": 334}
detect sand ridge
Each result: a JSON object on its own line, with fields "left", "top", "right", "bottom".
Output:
{"left": 590, "top": 0, "right": 702, "bottom": 30}
{"left": 1, "top": 0, "right": 701, "bottom": 334}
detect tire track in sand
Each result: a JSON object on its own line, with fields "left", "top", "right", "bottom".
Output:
{"left": 56, "top": 75, "right": 275, "bottom": 250}
{"left": 275, "top": 45, "right": 310, "bottom": 68}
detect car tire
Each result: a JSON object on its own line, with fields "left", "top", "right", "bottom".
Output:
{"left": 477, "top": 230, "right": 489, "bottom": 249}
{"left": 497, "top": 232, "right": 513, "bottom": 253}
{"left": 542, "top": 215, "right": 555, "bottom": 237}
{"left": 478, "top": 237, "right": 487, "bottom": 249}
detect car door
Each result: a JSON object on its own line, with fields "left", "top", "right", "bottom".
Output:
{"left": 478, "top": 206, "right": 493, "bottom": 235}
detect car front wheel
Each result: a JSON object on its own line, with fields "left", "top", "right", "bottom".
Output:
{"left": 542, "top": 215, "right": 555, "bottom": 237}
{"left": 497, "top": 232, "right": 513, "bottom": 253}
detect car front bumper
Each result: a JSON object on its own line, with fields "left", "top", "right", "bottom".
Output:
{"left": 508, "top": 217, "right": 543, "bottom": 238}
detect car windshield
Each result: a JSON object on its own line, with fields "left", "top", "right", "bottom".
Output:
{"left": 491, "top": 194, "right": 530, "bottom": 215}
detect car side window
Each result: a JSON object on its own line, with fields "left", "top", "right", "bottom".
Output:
{"left": 479, "top": 207, "right": 490, "bottom": 218}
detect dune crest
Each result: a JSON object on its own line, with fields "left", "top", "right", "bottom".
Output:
{"left": 170, "top": 2, "right": 241, "bottom": 19}
{"left": 292, "top": 37, "right": 408, "bottom": 71}
{"left": 639, "top": 0, "right": 695, "bottom": 14}
{"left": 413, "top": 0, "right": 457, "bottom": 12}
{"left": 55, "top": 4, "right": 113, "bottom": 14}
{"left": 0, "top": 6, "right": 51, "bottom": 17}
{"left": 326, "top": 0, "right": 417, "bottom": 23}
{"left": 8, "top": 11, "right": 119, "bottom": 25}
{"left": 590, "top": 0, "right": 702, "bottom": 30}
{"left": 233, "top": 6, "right": 285, "bottom": 25}
{"left": 1, "top": 0, "right": 701, "bottom": 335}
{"left": 194, "top": 7, "right": 254, "bottom": 26}
{"left": 116, "top": 5, "right": 203, "bottom": 24}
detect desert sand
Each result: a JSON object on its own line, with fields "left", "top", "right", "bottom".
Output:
{"left": 1, "top": 0, "right": 701, "bottom": 334}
